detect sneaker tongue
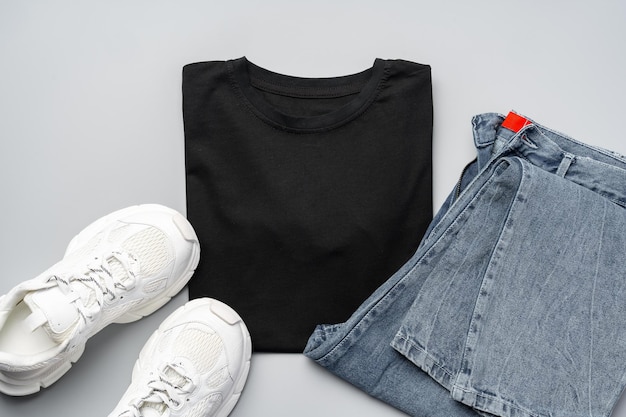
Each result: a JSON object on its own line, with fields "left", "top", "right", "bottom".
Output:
{"left": 107, "top": 256, "right": 132, "bottom": 288}
{"left": 164, "top": 365, "right": 188, "bottom": 387}
{"left": 23, "top": 286, "right": 79, "bottom": 340}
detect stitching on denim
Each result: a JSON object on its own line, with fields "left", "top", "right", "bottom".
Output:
{"left": 534, "top": 126, "right": 626, "bottom": 168}
{"left": 451, "top": 384, "right": 543, "bottom": 417}
{"left": 537, "top": 124, "right": 626, "bottom": 165}
{"left": 393, "top": 333, "right": 455, "bottom": 384}
{"left": 587, "top": 202, "right": 606, "bottom": 416}
{"left": 481, "top": 159, "right": 549, "bottom": 392}
{"left": 510, "top": 140, "right": 626, "bottom": 208}
{"left": 453, "top": 158, "right": 526, "bottom": 395}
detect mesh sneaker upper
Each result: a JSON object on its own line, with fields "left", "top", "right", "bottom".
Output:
{"left": 108, "top": 298, "right": 251, "bottom": 417}
{"left": 0, "top": 204, "right": 200, "bottom": 396}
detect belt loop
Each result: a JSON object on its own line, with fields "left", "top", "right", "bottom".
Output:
{"left": 556, "top": 152, "right": 576, "bottom": 177}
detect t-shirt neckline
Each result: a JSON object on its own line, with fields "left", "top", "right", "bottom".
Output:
{"left": 227, "top": 57, "right": 388, "bottom": 133}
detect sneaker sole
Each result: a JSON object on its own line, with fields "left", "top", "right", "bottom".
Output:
{"left": 0, "top": 204, "right": 200, "bottom": 396}
{"left": 0, "top": 343, "right": 85, "bottom": 396}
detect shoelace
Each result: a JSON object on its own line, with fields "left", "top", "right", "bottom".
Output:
{"left": 123, "top": 363, "right": 196, "bottom": 417}
{"left": 48, "top": 250, "right": 138, "bottom": 324}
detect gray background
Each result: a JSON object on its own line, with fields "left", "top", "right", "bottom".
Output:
{"left": 1, "top": 1, "right": 626, "bottom": 416}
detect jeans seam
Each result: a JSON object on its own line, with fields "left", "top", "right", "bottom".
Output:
{"left": 536, "top": 124, "right": 626, "bottom": 165}
{"left": 451, "top": 384, "right": 543, "bottom": 417}
{"left": 452, "top": 157, "right": 528, "bottom": 402}
{"left": 394, "top": 332, "right": 456, "bottom": 386}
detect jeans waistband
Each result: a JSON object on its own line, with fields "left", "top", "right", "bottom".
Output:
{"left": 472, "top": 112, "right": 626, "bottom": 207}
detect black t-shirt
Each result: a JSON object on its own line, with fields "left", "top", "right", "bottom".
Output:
{"left": 183, "top": 57, "right": 433, "bottom": 352}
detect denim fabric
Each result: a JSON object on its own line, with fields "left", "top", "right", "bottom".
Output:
{"left": 304, "top": 113, "right": 626, "bottom": 417}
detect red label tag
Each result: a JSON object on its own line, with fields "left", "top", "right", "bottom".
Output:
{"left": 502, "top": 111, "right": 531, "bottom": 133}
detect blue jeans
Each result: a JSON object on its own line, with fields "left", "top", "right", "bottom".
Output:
{"left": 304, "top": 113, "right": 626, "bottom": 417}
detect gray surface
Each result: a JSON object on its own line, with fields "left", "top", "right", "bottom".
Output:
{"left": 1, "top": 1, "right": 626, "bottom": 416}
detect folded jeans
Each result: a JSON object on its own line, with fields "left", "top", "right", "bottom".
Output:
{"left": 304, "top": 112, "right": 626, "bottom": 417}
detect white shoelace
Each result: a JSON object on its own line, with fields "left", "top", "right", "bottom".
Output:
{"left": 48, "top": 250, "right": 138, "bottom": 323}
{"left": 124, "top": 363, "right": 195, "bottom": 417}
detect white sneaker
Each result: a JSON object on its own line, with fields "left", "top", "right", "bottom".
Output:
{"left": 0, "top": 204, "right": 200, "bottom": 396}
{"left": 107, "top": 298, "right": 252, "bottom": 417}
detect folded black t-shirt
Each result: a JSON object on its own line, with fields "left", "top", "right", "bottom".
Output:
{"left": 183, "top": 57, "right": 433, "bottom": 352}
